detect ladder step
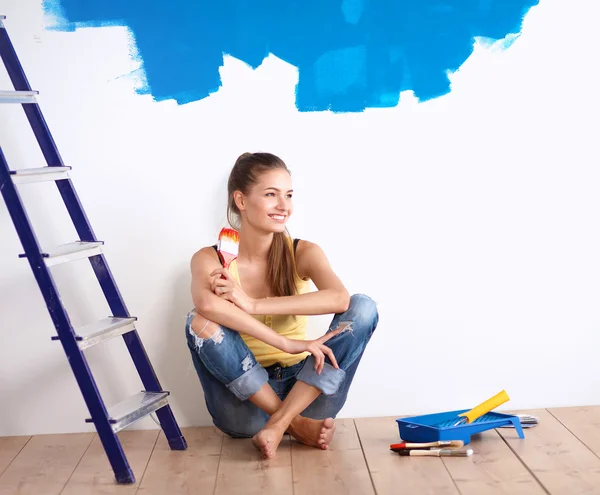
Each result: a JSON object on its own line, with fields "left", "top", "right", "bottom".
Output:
{"left": 19, "top": 241, "right": 104, "bottom": 266}
{"left": 10, "top": 166, "right": 71, "bottom": 184}
{"left": 86, "top": 391, "right": 170, "bottom": 433}
{"left": 0, "top": 90, "right": 38, "bottom": 104}
{"left": 51, "top": 317, "right": 137, "bottom": 349}
{"left": 76, "top": 317, "right": 137, "bottom": 350}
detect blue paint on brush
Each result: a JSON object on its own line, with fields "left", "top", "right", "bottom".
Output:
{"left": 43, "top": 0, "right": 538, "bottom": 112}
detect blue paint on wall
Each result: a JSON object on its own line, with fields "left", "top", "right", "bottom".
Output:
{"left": 43, "top": 0, "right": 538, "bottom": 112}
{"left": 341, "top": 0, "right": 365, "bottom": 25}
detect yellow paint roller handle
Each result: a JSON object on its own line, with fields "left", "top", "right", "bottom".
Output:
{"left": 459, "top": 390, "right": 510, "bottom": 424}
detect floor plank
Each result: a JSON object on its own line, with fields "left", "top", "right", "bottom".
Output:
{"left": 0, "top": 436, "right": 30, "bottom": 476}
{"left": 214, "top": 435, "right": 293, "bottom": 495}
{"left": 497, "top": 408, "right": 600, "bottom": 494}
{"left": 355, "top": 416, "right": 460, "bottom": 495}
{"left": 0, "top": 432, "right": 94, "bottom": 495}
{"left": 442, "top": 429, "right": 546, "bottom": 495}
{"left": 549, "top": 406, "right": 600, "bottom": 459}
{"left": 61, "top": 429, "right": 159, "bottom": 494}
{"left": 136, "top": 427, "right": 223, "bottom": 495}
{"left": 291, "top": 418, "right": 375, "bottom": 495}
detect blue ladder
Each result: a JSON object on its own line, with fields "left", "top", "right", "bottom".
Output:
{"left": 0, "top": 15, "right": 187, "bottom": 484}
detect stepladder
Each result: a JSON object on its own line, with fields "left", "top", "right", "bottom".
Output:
{"left": 0, "top": 14, "right": 187, "bottom": 484}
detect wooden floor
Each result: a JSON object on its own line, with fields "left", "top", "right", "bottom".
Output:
{"left": 1, "top": 406, "right": 600, "bottom": 494}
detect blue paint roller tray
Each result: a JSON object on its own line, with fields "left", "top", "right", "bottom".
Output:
{"left": 396, "top": 409, "right": 525, "bottom": 445}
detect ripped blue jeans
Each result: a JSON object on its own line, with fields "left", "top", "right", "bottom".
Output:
{"left": 185, "top": 294, "right": 378, "bottom": 438}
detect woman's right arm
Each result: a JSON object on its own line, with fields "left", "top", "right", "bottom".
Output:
{"left": 191, "top": 247, "right": 289, "bottom": 351}
{"left": 191, "top": 247, "right": 341, "bottom": 372}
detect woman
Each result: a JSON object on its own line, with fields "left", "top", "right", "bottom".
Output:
{"left": 185, "top": 152, "right": 378, "bottom": 459}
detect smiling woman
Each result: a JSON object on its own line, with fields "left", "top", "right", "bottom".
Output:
{"left": 184, "top": 152, "right": 379, "bottom": 459}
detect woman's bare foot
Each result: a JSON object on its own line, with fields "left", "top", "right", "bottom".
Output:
{"left": 289, "top": 416, "right": 336, "bottom": 450}
{"left": 252, "top": 424, "right": 286, "bottom": 459}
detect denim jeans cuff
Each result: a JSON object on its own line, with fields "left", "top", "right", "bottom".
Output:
{"left": 226, "top": 363, "right": 269, "bottom": 401}
{"left": 296, "top": 355, "right": 346, "bottom": 395}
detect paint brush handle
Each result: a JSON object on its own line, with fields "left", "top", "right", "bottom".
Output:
{"left": 395, "top": 448, "right": 473, "bottom": 457}
{"left": 390, "top": 440, "right": 464, "bottom": 450}
{"left": 396, "top": 449, "right": 442, "bottom": 456}
{"left": 220, "top": 260, "right": 230, "bottom": 278}
{"left": 458, "top": 390, "right": 510, "bottom": 424}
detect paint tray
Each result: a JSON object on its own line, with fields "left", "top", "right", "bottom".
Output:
{"left": 396, "top": 409, "right": 525, "bottom": 445}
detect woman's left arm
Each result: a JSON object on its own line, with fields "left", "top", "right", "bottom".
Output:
{"left": 253, "top": 240, "right": 350, "bottom": 315}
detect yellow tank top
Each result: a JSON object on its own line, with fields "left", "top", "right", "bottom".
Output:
{"left": 228, "top": 238, "right": 311, "bottom": 368}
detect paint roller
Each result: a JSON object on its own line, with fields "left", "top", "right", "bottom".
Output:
{"left": 453, "top": 390, "right": 510, "bottom": 426}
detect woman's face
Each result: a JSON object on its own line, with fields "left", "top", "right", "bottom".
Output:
{"left": 237, "top": 168, "right": 293, "bottom": 233}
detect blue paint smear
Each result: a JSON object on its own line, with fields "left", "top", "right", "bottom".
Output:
{"left": 43, "top": 0, "right": 538, "bottom": 112}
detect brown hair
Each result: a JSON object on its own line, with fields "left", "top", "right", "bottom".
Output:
{"left": 227, "top": 152, "right": 297, "bottom": 297}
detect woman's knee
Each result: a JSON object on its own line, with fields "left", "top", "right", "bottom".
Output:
{"left": 192, "top": 313, "right": 223, "bottom": 339}
{"left": 187, "top": 311, "right": 226, "bottom": 350}
{"left": 347, "top": 294, "right": 379, "bottom": 331}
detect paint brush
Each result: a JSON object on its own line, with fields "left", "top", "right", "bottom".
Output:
{"left": 394, "top": 448, "right": 474, "bottom": 457}
{"left": 217, "top": 227, "right": 239, "bottom": 270}
{"left": 390, "top": 440, "right": 464, "bottom": 450}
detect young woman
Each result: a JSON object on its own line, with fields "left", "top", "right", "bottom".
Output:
{"left": 185, "top": 152, "right": 378, "bottom": 459}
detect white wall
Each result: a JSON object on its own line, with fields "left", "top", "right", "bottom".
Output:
{"left": 1, "top": 0, "right": 599, "bottom": 436}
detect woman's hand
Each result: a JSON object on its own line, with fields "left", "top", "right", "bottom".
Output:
{"left": 210, "top": 268, "right": 256, "bottom": 314}
{"left": 285, "top": 325, "right": 346, "bottom": 374}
